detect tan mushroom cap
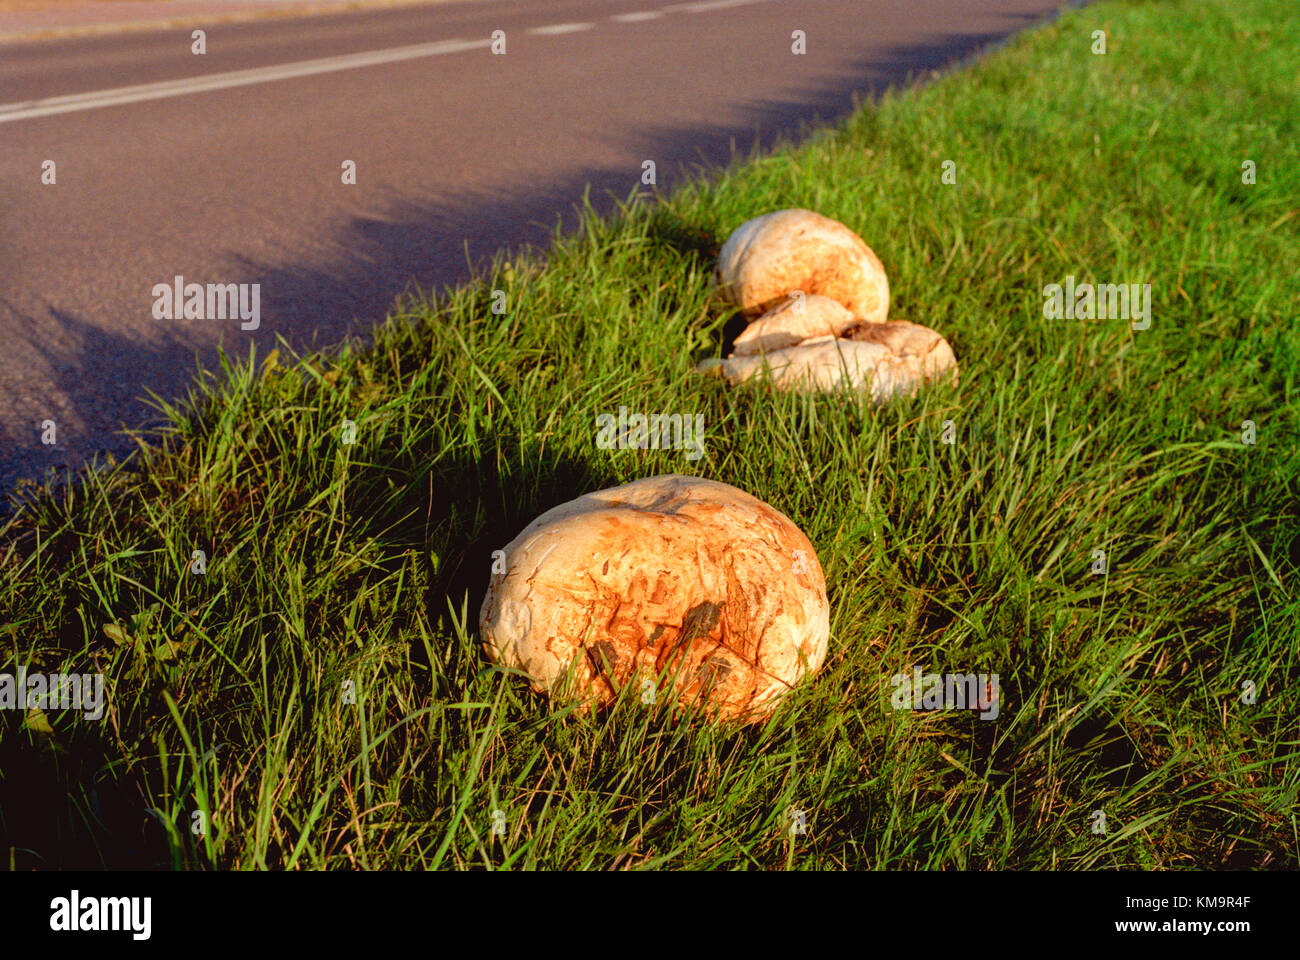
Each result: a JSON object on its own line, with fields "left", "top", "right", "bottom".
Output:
{"left": 842, "top": 320, "right": 961, "bottom": 386}
{"left": 716, "top": 209, "right": 890, "bottom": 324}
{"left": 732, "top": 295, "right": 858, "bottom": 356}
{"left": 480, "top": 475, "right": 830, "bottom": 723}
{"left": 701, "top": 321, "right": 958, "bottom": 401}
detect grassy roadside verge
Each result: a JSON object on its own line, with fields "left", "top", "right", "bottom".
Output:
{"left": 2, "top": 0, "right": 1297, "bottom": 869}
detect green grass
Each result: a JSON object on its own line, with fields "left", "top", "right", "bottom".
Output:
{"left": 2, "top": 0, "right": 1298, "bottom": 870}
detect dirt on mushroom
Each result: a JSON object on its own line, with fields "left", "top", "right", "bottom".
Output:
{"left": 479, "top": 475, "right": 830, "bottom": 723}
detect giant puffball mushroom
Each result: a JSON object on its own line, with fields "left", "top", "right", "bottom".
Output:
{"left": 731, "top": 294, "right": 858, "bottom": 356}
{"left": 716, "top": 209, "right": 890, "bottom": 324}
{"left": 479, "top": 475, "right": 830, "bottom": 723}
{"left": 698, "top": 321, "right": 958, "bottom": 402}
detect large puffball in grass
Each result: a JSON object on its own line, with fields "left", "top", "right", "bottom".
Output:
{"left": 716, "top": 209, "right": 890, "bottom": 324}
{"left": 479, "top": 475, "right": 829, "bottom": 723}
{"left": 699, "top": 321, "right": 958, "bottom": 402}
{"left": 732, "top": 294, "right": 858, "bottom": 356}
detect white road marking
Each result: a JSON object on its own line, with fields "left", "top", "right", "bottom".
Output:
{"left": 663, "top": 0, "right": 771, "bottom": 13}
{"left": 0, "top": 36, "right": 489, "bottom": 125}
{"left": 0, "top": 0, "right": 767, "bottom": 126}
{"left": 525, "top": 22, "right": 595, "bottom": 35}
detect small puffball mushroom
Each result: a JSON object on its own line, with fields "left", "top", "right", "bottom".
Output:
{"left": 731, "top": 294, "right": 858, "bottom": 356}
{"left": 716, "top": 209, "right": 890, "bottom": 324}
{"left": 699, "top": 321, "right": 957, "bottom": 402}
{"left": 479, "top": 475, "right": 830, "bottom": 723}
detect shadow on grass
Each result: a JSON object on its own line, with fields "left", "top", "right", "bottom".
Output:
{"left": 0, "top": 417, "right": 616, "bottom": 867}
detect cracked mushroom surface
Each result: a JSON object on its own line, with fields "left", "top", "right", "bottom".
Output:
{"left": 479, "top": 475, "right": 830, "bottom": 723}
{"left": 716, "top": 208, "right": 890, "bottom": 324}
{"left": 702, "top": 320, "right": 958, "bottom": 400}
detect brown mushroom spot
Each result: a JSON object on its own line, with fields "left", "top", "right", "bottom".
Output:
{"left": 587, "top": 639, "right": 619, "bottom": 675}
{"left": 656, "top": 599, "right": 725, "bottom": 673}
{"left": 676, "top": 600, "right": 723, "bottom": 649}
{"left": 646, "top": 624, "right": 666, "bottom": 649}
{"left": 696, "top": 655, "right": 733, "bottom": 690}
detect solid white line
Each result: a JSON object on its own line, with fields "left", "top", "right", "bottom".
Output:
{"left": 611, "top": 11, "right": 663, "bottom": 22}
{"left": 525, "top": 22, "right": 594, "bottom": 35}
{"left": 0, "top": 36, "right": 489, "bottom": 125}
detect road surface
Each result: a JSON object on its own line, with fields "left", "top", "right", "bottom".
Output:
{"left": 0, "top": 0, "right": 1071, "bottom": 501}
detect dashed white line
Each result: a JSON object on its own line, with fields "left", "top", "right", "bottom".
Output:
{"left": 2, "top": 0, "right": 773, "bottom": 125}
{"left": 525, "top": 22, "right": 595, "bottom": 36}
{"left": 0, "top": 36, "right": 489, "bottom": 124}
{"left": 663, "top": 0, "right": 772, "bottom": 13}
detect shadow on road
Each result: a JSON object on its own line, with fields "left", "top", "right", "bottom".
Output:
{"left": 1, "top": 19, "right": 1042, "bottom": 509}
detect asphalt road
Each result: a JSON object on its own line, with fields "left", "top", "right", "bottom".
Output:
{"left": 1, "top": 0, "right": 1071, "bottom": 501}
